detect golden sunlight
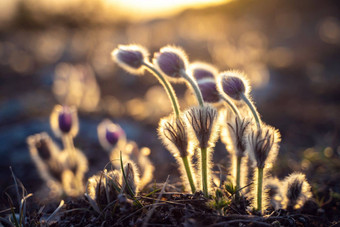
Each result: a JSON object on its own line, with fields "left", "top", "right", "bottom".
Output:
{"left": 106, "top": 0, "right": 230, "bottom": 20}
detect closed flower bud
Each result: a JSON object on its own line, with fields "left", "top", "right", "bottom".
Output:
{"left": 50, "top": 105, "right": 79, "bottom": 138}
{"left": 222, "top": 110, "right": 251, "bottom": 158}
{"left": 158, "top": 115, "right": 190, "bottom": 158}
{"left": 27, "top": 132, "right": 53, "bottom": 161}
{"left": 197, "top": 78, "right": 221, "bottom": 103}
{"left": 217, "top": 71, "right": 250, "bottom": 101}
{"left": 87, "top": 170, "right": 121, "bottom": 209}
{"left": 98, "top": 119, "right": 126, "bottom": 152}
{"left": 247, "top": 124, "right": 281, "bottom": 169}
{"left": 184, "top": 105, "right": 219, "bottom": 149}
{"left": 283, "top": 173, "right": 312, "bottom": 210}
{"left": 190, "top": 62, "right": 218, "bottom": 81}
{"left": 153, "top": 46, "right": 188, "bottom": 81}
{"left": 111, "top": 44, "right": 149, "bottom": 75}
{"left": 27, "top": 132, "right": 65, "bottom": 193}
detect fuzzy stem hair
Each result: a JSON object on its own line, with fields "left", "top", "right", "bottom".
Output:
{"left": 201, "top": 147, "right": 208, "bottom": 197}
{"left": 257, "top": 167, "right": 264, "bottom": 213}
{"left": 240, "top": 93, "right": 261, "bottom": 129}
{"left": 180, "top": 70, "right": 204, "bottom": 107}
{"left": 220, "top": 95, "right": 241, "bottom": 119}
{"left": 182, "top": 156, "right": 196, "bottom": 193}
{"left": 142, "top": 61, "right": 180, "bottom": 118}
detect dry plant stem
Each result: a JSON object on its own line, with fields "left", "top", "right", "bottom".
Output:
{"left": 180, "top": 70, "right": 204, "bottom": 107}
{"left": 220, "top": 95, "right": 241, "bottom": 118}
{"left": 142, "top": 61, "right": 180, "bottom": 118}
{"left": 201, "top": 147, "right": 208, "bottom": 197}
{"left": 182, "top": 156, "right": 196, "bottom": 193}
{"left": 240, "top": 93, "right": 261, "bottom": 129}
{"left": 257, "top": 167, "right": 264, "bottom": 213}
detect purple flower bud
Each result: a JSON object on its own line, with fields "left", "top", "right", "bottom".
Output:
{"left": 218, "top": 71, "right": 249, "bottom": 101}
{"left": 58, "top": 107, "right": 73, "bottom": 133}
{"left": 112, "top": 45, "right": 149, "bottom": 75}
{"left": 105, "top": 125, "right": 125, "bottom": 146}
{"left": 190, "top": 62, "right": 218, "bottom": 81}
{"left": 222, "top": 76, "right": 245, "bottom": 100}
{"left": 197, "top": 79, "right": 220, "bottom": 103}
{"left": 153, "top": 46, "right": 188, "bottom": 80}
{"left": 98, "top": 119, "right": 126, "bottom": 151}
{"left": 50, "top": 105, "right": 79, "bottom": 138}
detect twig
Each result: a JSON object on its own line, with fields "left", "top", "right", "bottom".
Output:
{"left": 142, "top": 175, "right": 170, "bottom": 227}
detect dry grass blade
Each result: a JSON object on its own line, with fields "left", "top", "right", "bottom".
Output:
{"left": 119, "top": 151, "right": 142, "bottom": 207}
{"left": 19, "top": 193, "right": 33, "bottom": 226}
{"left": 142, "top": 175, "right": 170, "bottom": 227}
{"left": 45, "top": 200, "right": 64, "bottom": 223}
{"left": 9, "top": 167, "right": 20, "bottom": 207}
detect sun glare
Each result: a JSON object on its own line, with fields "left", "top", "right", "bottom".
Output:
{"left": 106, "top": 0, "right": 230, "bottom": 20}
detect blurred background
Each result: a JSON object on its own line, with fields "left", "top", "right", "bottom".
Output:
{"left": 0, "top": 0, "right": 340, "bottom": 196}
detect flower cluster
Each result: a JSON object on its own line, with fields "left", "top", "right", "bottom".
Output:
{"left": 112, "top": 44, "right": 312, "bottom": 214}
{"left": 25, "top": 44, "right": 312, "bottom": 216}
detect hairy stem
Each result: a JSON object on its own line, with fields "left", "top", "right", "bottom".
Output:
{"left": 180, "top": 70, "right": 204, "bottom": 107}
{"left": 201, "top": 147, "right": 208, "bottom": 197}
{"left": 143, "top": 62, "right": 180, "bottom": 118}
{"left": 62, "top": 134, "right": 75, "bottom": 150}
{"left": 220, "top": 95, "right": 241, "bottom": 119}
{"left": 257, "top": 167, "right": 264, "bottom": 213}
{"left": 182, "top": 156, "right": 196, "bottom": 194}
{"left": 236, "top": 156, "right": 242, "bottom": 191}
{"left": 241, "top": 93, "right": 261, "bottom": 129}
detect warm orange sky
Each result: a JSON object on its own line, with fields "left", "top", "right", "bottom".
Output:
{"left": 103, "top": 0, "right": 230, "bottom": 21}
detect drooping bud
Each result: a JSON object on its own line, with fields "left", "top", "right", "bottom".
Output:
{"left": 50, "top": 105, "right": 79, "bottom": 138}
{"left": 111, "top": 44, "right": 149, "bottom": 75}
{"left": 153, "top": 46, "right": 188, "bottom": 81}
{"left": 158, "top": 115, "right": 190, "bottom": 158}
{"left": 98, "top": 119, "right": 126, "bottom": 152}
{"left": 184, "top": 105, "right": 219, "bottom": 149}
{"left": 197, "top": 78, "right": 221, "bottom": 103}
{"left": 190, "top": 62, "right": 218, "bottom": 81}
{"left": 217, "top": 71, "right": 250, "bottom": 101}
{"left": 283, "top": 173, "right": 312, "bottom": 210}
{"left": 247, "top": 124, "right": 281, "bottom": 169}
